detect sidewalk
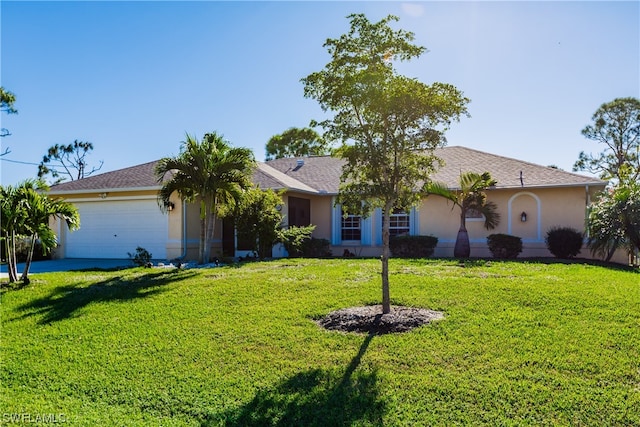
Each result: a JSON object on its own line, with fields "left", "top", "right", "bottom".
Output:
{"left": 1, "top": 259, "right": 132, "bottom": 278}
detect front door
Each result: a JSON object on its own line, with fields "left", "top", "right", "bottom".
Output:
{"left": 288, "top": 197, "right": 311, "bottom": 227}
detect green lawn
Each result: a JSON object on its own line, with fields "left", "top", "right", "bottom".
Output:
{"left": 1, "top": 259, "right": 639, "bottom": 426}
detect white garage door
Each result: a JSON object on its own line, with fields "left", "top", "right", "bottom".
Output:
{"left": 65, "top": 199, "right": 169, "bottom": 259}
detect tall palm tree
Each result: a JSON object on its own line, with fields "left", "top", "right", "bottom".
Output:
{"left": 426, "top": 171, "right": 501, "bottom": 258}
{"left": 156, "top": 132, "right": 255, "bottom": 264}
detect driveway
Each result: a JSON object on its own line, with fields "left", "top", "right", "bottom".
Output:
{"left": 1, "top": 259, "right": 132, "bottom": 278}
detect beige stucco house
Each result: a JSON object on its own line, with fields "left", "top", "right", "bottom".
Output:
{"left": 49, "top": 146, "right": 621, "bottom": 263}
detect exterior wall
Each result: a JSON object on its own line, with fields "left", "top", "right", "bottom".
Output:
{"left": 53, "top": 185, "right": 636, "bottom": 266}
{"left": 179, "top": 201, "right": 226, "bottom": 262}
{"left": 166, "top": 194, "right": 187, "bottom": 260}
{"left": 419, "top": 186, "right": 602, "bottom": 258}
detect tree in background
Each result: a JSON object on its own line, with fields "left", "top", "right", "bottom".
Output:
{"left": 573, "top": 97, "right": 640, "bottom": 182}
{"left": 265, "top": 127, "right": 329, "bottom": 160}
{"left": 38, "top": 140, "right": 104, "bottom": 184}
{"left": 0, "top": 180, "right": 79, "bottom": 284}
{"left": 1, "top": 87, "right": 18, "bottom": 154}
{"left": 426, "top": 172, "right": 501, "bottom": 258}
{"left": 156, "top": 132, "right": 255, "bottom": 264}
{"left": 303, "top": 14, "right": 469, "bottom": 313}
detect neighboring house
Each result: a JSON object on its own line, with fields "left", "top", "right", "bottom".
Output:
{"left": 49, "top": 146, "right": 616, "bottom": 262}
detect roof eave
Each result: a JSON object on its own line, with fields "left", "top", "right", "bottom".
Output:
{"left": 48, "top": 185, "right": 162, "bottom": 196}
{"left": 493, "top": 182, "right": 608, "bottom": 190}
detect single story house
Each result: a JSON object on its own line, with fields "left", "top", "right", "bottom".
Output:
{"left": 49, "top": 146, "right": 620, "bottom": 263}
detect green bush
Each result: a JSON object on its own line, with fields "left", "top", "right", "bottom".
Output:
{"left": 545, "top": 227, "right": 583, "bottom": 259}
{"left": 2, "top": 238, "right": 51, "bottom": 263}
{"left": 389, "top": 235, "right": 438, "bottom": 258}
{"left": 487, "top": 234, "right": 523, "bottom": 259}
{"left": 279, "top": 225, "right": 316, "bottom": 258}
{"left": 298, "top": 237, "right": 332, "bottom": 258}
{"left": 128, "top": 246, "right": 153, "bottom": 267}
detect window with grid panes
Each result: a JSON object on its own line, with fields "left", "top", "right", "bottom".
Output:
{"left": 386, "top": 209, "right": 410, "bottom": 236}
{"left": 341, "top": 212, "right": 361, "bottom": 241}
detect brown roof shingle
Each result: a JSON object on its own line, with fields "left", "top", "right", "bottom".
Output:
{"left": 49, "top": 160, "right": 162, "bottom": 193}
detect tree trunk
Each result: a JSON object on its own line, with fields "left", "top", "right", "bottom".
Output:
{"left": 381, "top": 202, "right": 393, "bottom": 314}
{"left": 198, "top": 200, "right": 207, "bottom": 264}
{"left": 6, "top": 231, "right": 18, "bottom": 283}
{"left": 20, "top": 234, "right": 36, "bottom": 284}
{"left": 202, "top": 197, "right": 216, "bottom": 264}
{"left": 453, "top": 212, "right": 470, "bottom": 258}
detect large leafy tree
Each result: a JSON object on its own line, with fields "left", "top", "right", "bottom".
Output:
{"left": 426, "top": 172, "right": 501, "bottom": 258}
{"left": 573, "top": 97, "right": 640, "bottom": 182}
{"left": 0, "top": 180, "right": 79, "bottom": 284}
{"left": 38, "top": 140, "right": 104, "bottom": 183}
{"left": 156, "top": 132, "right": 255, "bottom": 264}
{"left": 302, "top": 13, "right": 469, "bottom": 313}
{"left": 232, "top": 187, "right": 284, "bottom": 259}
{"left": 265, "top": 127, "right": 329, "bottom": 160}
{"left": 587, "top": 168, "right": 640, "bottom": 262}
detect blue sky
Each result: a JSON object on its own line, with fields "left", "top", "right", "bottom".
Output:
{"left": 1, "top": 1, "right": 638, "bottom": 186}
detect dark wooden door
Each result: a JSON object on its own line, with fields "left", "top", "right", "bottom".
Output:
{"left": 288, "top": 197, "right": 311, "bottom": 227}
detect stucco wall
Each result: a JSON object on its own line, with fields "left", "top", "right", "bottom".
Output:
{"left": 419, "top": 186, "right": 597, "bottom": 258}
{"left": 281, "top": 193, "right": 333, "bottom": 239}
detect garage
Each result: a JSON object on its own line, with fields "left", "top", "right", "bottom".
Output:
{"left": 63, "top": 199, "right": 169, "bottom": 259}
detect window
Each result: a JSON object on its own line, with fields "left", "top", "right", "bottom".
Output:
{"left": 341, "top": 212, "right": 361, "bottom": 241}
{"left": 465, "top": 208, "right": 483, "bottom": 219}
{"left": 386, "top": 209, "right": 410, "bottom": 237}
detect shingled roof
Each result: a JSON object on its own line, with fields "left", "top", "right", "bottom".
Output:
{"left": 264, "top": 146, "right": 606, "bottom": 192}
{"left": 49, "top": 146, "right": 606, "bottom": 195}
{"left": 429, "top": 146, "right": 606, "bottom": 189}
{"left": 49, "top": 160, "right": 163, "bottom": 193}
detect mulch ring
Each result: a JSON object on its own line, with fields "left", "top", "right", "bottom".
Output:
{"left": 316, "top": 305, "right": 445, "bottom": 335}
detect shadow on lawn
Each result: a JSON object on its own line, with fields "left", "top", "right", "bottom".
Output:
{"left": 208, "top": 332, "right": 385, "bottom": 427}
{"left": 13, "top": 269, "right": 196, "bottom": 324}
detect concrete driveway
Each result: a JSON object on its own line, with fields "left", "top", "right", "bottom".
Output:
{"left": 1, "top": 259, "right": 133, "bottom": 278}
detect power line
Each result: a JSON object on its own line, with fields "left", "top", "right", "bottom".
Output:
{"left": 0, "top": 157, "right": 40, "bottom": 166}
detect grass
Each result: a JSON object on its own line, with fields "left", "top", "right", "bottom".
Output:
{"left": 1, "top": 258, "right": 639, "bottom": 426}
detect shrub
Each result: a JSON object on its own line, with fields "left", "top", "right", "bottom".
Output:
{"left": 299, "top": 237, "right": 332, "bottom": 258}
{"left": 128, "top": 246, "right": 153, "bottom": 267}
{"left": 545, "top": 227, "right": 583, "bottom": 259}
{"left": 487, "top": 234, "right": 523, "bottom": 259}
{"left": 278, "top": 225, "right": 316, "bottom": 258}
{"left": 389, "top": 235, "right": 438, "bottom": 258}
{"left": 8, "top": 238, "right": 52, "bottom": 262}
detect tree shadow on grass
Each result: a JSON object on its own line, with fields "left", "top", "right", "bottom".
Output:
{"left": 208, "top": 332, "right": 385, "bottom": 426}
{"left": 12, "top": 269, "right": 196, "bottom": 324}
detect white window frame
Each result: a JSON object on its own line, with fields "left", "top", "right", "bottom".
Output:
{"left": 387, "top": 209, "right": 410, "bottom": 237}
{"left": 341, "top": 211, "right": 362, "bottom": 242}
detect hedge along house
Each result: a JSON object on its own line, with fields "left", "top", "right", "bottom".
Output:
{"left": 49, "top": 146, "right": 613, "bottom": 262}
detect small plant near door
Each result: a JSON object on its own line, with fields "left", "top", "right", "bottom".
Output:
{"left": 128, "top": 246, "right": 152, "bottom": 267}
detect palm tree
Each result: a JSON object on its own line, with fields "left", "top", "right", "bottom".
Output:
{"left": 0, "top": 180, "right": 79, "bottom": 284}
{"left": 155, "top": 132, "right": 255, "bottom": 264}
{"left": 20, "top": 183, "right": 79, "bottom": 283}
{"left": 426, "top": 171, "right": 501, "bottom": 258}
{"left": 1, "top": 183, "right": 25, "bottom": 282}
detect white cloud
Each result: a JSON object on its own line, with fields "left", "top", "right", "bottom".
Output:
{"left": 401, "top": 2, "right": 425, "bottom": 18}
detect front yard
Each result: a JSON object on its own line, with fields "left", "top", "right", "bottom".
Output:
{"left": 1, "top": 259, "right": 638, "bottom": 425}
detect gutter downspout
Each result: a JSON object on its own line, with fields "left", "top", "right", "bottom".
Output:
{"left": 180, "top": 199, "right": 188, "bottom": 259}
{"left": 584, "top": 185, "right": 591, "bottom": 239}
